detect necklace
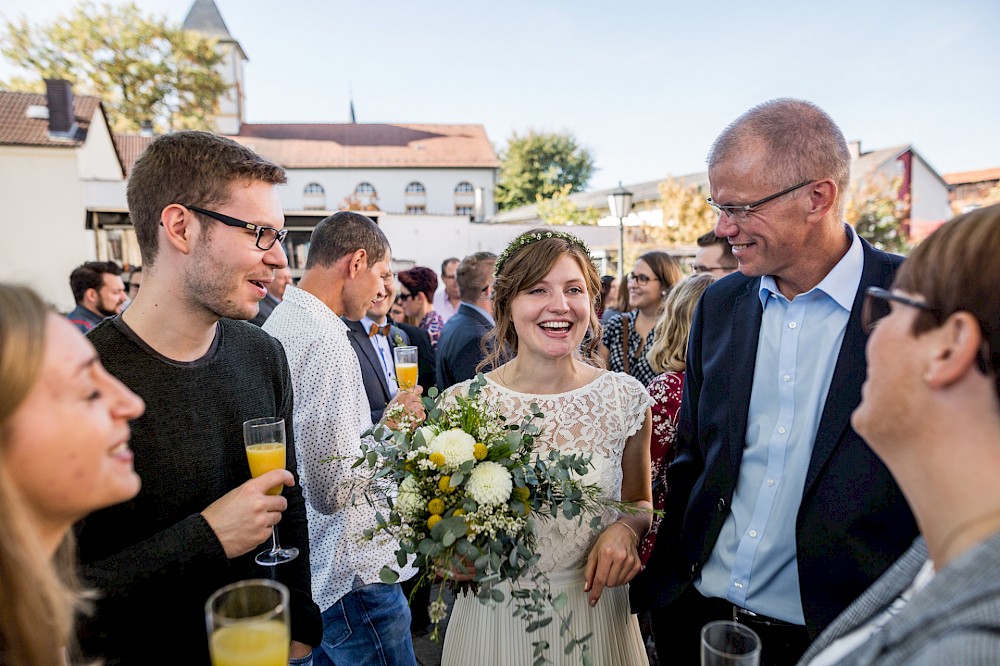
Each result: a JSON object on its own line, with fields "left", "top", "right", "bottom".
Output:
{"left": 935, "top": 506, "right": 1000, "bottom": 562}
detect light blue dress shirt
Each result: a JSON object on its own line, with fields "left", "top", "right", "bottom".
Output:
{"left": 465, "top": 302, "right": 495, "bottom": 326}
{"left": 696, "top": 226, "right": 864, "bottom": 624}
{"left": 361, "top": 315, "right": 398, "bottom": 399}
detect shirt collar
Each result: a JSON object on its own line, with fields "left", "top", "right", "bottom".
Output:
{"left": 282, "top": 285, "right": 349, "bottom": 332}
{"left": 758, "top": 224, "right": 863, "bottom": 311}
{"left": 361, "top": 315, "right": 388, "bottom": 331}
{"left": 465, "top": 301, "right": 495, "bottom": 325}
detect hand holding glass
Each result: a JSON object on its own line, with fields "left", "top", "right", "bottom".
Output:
{"left": 701, "top": 621, "right": 761, "bottom": 666}
{"left": 393, "top": 345, "right": 418, "bottom": 390}
{"left": 243, "top": 417, "right": 298, "bottom": 566}
{"left": 207, "top": 579, "right": 290, "bottom": 666}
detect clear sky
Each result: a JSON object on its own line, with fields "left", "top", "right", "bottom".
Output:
{"left": 2, "top": 0, "right": 998, "bottom": 190}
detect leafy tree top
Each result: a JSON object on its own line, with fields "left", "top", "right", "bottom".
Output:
{"left": 495, "top": 130, "right": 594, "bottom": 211}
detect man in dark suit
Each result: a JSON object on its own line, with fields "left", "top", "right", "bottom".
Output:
{"left": 436, "top": 251, "right": 496, "bottom": 390}
{"left": 395, "top": 320, "right": 436, "bottom": 395}
{"left": 632, "top": 99, "right": 918, "bottom": 666}
{"left": 249, "top": 266, "right": 293, "bottom": 326}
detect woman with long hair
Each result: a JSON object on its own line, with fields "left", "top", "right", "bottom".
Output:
{"left": 0, "top": 284, "right": 144, "bottom": 665}
{"left": 441, "top": 230, "right": 653, "bottom": 665}
{"left": 798, "top": 205, "right": 1000, "bottom": 664}
{"left": 598, "top": 252, "right": 683, "bottom": 386}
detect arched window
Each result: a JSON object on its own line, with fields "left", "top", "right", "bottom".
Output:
{"left": 404, "top": 181, "right": 427, "bottom": 214}
{"left": 454, "top": 181, "right": 477, "bottom": 217}
{"left": 355, "top": 182, "right": 376, "bottom": 194}
{"left": 303, "top": 182, "right": 325, "bottom": 210}
{"left": 405, "top": 182, "right": 426, "bottom": 193}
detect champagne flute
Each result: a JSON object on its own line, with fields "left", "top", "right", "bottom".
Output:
{"left": 243, "top": 417, "right": 299, "bottom": 566}
{"left": 206, "top": 579, "right": 290, "bottom": 666}
{"left": 393, "top": 345, "right": 419, "bottom": 390}
{"left": 701, "top": 620, "right": 761, "bottom": 666}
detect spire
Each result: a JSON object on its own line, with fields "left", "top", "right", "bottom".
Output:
{"left": 183, "top": 0, "right": 235, "bottom": 40}
{"left": 349, "top": 98, "right": 357, "bottom": 124}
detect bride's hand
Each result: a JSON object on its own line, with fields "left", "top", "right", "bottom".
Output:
{"left": 583, "top": 521, "right": 642, "bottom": 607}
{"left": 436, "top": 556, "right": 477, "bottom": 582}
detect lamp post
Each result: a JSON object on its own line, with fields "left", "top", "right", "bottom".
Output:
{"left": 608, "top": 182, "right": 633, "bottom": 282}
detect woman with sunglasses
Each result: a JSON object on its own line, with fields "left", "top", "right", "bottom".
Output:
{"left": 798, "top": 204, "right": 1000, "bottom": 665}
{"left": 598, "top": 251, "right": 683, "bottom": 386}
{"left": 0, "top": 284, "right": 144, "bottom": 665}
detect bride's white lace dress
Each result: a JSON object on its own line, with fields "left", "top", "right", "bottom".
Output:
{"left": 441, "top": 371, "right": 652, "bottom": 666}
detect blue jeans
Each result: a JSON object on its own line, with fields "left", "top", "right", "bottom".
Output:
{"left": 312, "top": 578, "right": 416, "bottom": 666}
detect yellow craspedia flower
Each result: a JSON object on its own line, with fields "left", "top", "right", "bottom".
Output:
{"left": 473, "top": 443, "right": 488, "bottom": 460}
{"left": 521, "top": 501, "right": 531, "bottom": 516}
{"left": 427, "top": 514, "right": 442, "bottom": 530}
{"left": 428, "top": 498, "right": 445, "bottom": 515}
{"left": 428, "top": 452, "right": 446, "bottom": 466}
{"left": 512, "top": 486, "right": 530, "bottom": 502}
{"left": 453, "top": 508, "right": 465, "bottom": 517}
{"left": 438, "top": 476, "right": 456, "bottom": 493}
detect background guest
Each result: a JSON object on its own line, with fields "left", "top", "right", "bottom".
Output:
{"left": 0, "top": 284, "right": 144, "bottom": 666}
{"left": 436, "top": 252, "right": 496, "bottom": 390}
{"left": 600, "top": 276, "right": 628, "bottom": 325}
{"left": 433, "top": 257, "right": 461, "bottom": 322}
{"left": 125, "top": 266, "right": 142, "bottom": 301}
{"left": 799, "top": 204, "right": 1000, "bottom": 665}
{"left": 691, "top": 231, "right": 739, "bottom": 277}
{"left": 598, "top": 251, "right": 683, "bottom": 386}
{"left": 398, "top": 266, "right": 445, "bottom": 349}
{"left": 597, "top": 274, "right": 617, "bottom": 320}
{"left": 250, "top": 265, "right": 293, "bottom": 326}
{"left": 66, "top": 261, "right": 127, "bottom": 333}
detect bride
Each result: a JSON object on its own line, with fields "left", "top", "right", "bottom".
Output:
{"left": 441, "top": 230, "right": 653, "bottom": 665}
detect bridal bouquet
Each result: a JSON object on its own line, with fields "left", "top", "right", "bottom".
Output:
{"left": 354, "top": 375, "right": 623, "bottom": 665}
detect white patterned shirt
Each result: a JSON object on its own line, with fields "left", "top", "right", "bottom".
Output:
{"left": 264, "top": 286, "right": 415, "bottom": 611}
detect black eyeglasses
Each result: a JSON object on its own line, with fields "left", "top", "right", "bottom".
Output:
{"left": 397, "top": 292, "right": 415, "bottom": 302}
{"left": 707, "top": 180, "right": 814, "bottom": 222}
{"left": 862, "top": 287, "right": 941, "bottom": 334}
{"left": 185, "top": 205, "right": 287, "bottom": 250}
{"left": 691, "top": 263, "right": 736, "bottom": 275}
{"left": 627, "top": 272, "right": 658, "bottom": 286}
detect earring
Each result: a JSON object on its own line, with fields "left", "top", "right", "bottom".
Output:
{"left": 661, "top": 291, "right": 667, "bottom": 297}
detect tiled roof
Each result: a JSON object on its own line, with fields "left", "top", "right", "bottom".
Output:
{"left": 0, "top": 90, "right": 101, "bottom": 147}
{"left": 112, "top": 134, "right": 155, "bottom": 176}
{"left": 182, "top": 0, "right": 235, "bottom": 39}
{"left": 233, "top": 123, "right": 500, "bottom": 169}
{"left": 943, "top": 167, "right": 1000, "bottom": 186}
{"left": 849, "top": 145, "right": 909, "bottom": 184}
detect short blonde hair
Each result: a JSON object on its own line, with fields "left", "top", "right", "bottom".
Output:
{"left": 647, "top": 274, "right": 717, "bottom": 374}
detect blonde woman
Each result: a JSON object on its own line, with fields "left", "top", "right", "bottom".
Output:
{"left": 0, "top": 284, "right": 144, "bottom": 665}
{"left": 641, "top": 274, "right": 717, "bottom": 562}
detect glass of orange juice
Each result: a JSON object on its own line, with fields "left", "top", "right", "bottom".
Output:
{"left": 207, "top": 579, "right": 290, "bottom": 666}
{"left": 243, "top": 417, "right": 298, "bottom": 566}
{"left": 393, "top": 345, "right": 418, "bottom": 390}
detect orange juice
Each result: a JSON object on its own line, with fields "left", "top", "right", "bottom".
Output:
{"left": 396, "top": 363, "right": 418, "bottom": 389}
{"left": 210, "top": 620, "right": 289, "bottom": 666}
{"left": 246, "top": 442, "right": 285, "bottom": 495}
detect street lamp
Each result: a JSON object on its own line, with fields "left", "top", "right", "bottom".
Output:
{"left": 608, "top": 182, "right": 633, "bottom": 282}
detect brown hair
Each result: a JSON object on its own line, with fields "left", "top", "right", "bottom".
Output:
{"left": 483, "top": 231, "right": 602, "bottom": 370}
{"left": 0, "top": 285, "right": 83, "bottom": 665}
{"left": 647, "top": 274, "right": 717, "bottom": 373}
{"left": 305, "top": 211, "right": 389, "bottom": 269}
{"left": 398, "top": 266, "right": 439, "bottom": 302}
{"left": 126, "top": 131, "right": 287, "bottom": 266}
{"left": 709, "top": 98, "right": 852, "bottom": 219}
{"left": 456, "top": 252, "right": 497, "bottom": 303}
{"left": 893, "top": 204, "right": 1000, "bottom": 403}
{"left": 636, "top": 251, "right": 684, "bottom": 305}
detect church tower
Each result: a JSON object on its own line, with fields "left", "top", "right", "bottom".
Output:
{"left": 182, "top": 0, "right": 246, "bottom": 135}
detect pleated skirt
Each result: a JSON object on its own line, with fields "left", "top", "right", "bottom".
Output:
{"left": 441, "top": 568, "right": 648, "bottom": 665}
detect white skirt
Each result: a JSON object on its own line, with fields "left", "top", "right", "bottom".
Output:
{"left": 441, "top": 568, "right": 648, "bottom": 666}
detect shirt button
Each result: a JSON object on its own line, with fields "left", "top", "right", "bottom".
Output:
{"left": 788, "top": 321, "right": 797, "bottom": 329}
{"left": 783, "top": 374, "right": 791, "bottom": 382}
{"left": 778, "top": 426, "right": 786, "bottom": 434}
{"left": 767, "top": 479, "right": 775, "bottom": 486}
{"left": 734, "top": 581, "right": 745, "bottom": 590}
{"left": 749, "top": 530, "right": 758, "bottom": 538}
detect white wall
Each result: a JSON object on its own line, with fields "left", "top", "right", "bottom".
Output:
{"left": 77, "top": 108, "right": 123, "bottom": 181}
{"left": 215, "top": 44, "right": 244, "bottom": 135}
{"left": 909, "top": 155, "right": 952, "bottom": 226}
{"left": 282, "top": 167, "right": 496, "bottom": 217}
{"left": 0, "top": 146, "right": 94, "bottom": 311}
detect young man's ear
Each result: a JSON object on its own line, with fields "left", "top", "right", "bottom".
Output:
{"left": 160, "top": 204, "right": 195, "bottom": 254}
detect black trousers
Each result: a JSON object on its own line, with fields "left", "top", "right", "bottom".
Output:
{"left": 650, "top": 585, "right": 811, "bottom": 666}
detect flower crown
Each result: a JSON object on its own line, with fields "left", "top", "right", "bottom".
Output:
{"left": 493, "top": 230, "right": 592, "bottom": 278}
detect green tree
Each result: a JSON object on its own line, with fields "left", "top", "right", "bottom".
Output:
{"left": 536, "top": 183, "right": 600, "bottom": 226}
{"left": 495, "top": 130, "right": 595, "bottom": 211}
{"left": 846, "top": 173, "right": 912, "bottom": 253}
{"left": 651, "top": 176, "right": 716, "bottom": 245}
{"left": 1, "top": 1, "right": 227, "bottom": 133}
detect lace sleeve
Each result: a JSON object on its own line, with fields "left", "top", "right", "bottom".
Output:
{"left": 615, "top": 373, "right": 653, "bottom": 441}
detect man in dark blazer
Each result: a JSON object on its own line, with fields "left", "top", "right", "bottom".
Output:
{"left": 343, "top": 306, "right": 410, "bottom": 424}
{"left": 436, "top": 251, "right": 497, "bottom": 390}
{"left": 632, "top": 100, "right": 917, "bottom": 666}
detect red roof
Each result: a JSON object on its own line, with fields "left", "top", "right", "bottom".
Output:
{"left": 943, "top": 167, "right": 1000, "bottom": 186}
{"left": 0, "top": 90, "right": 102, "bottom": 147}
{"left": 233, "top": 123, "right": 500, "bottom": 168}
{"left": 112, "top": 134, "right": 155, "bottom": 176}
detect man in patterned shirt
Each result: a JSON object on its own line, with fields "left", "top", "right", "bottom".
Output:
{"left": 264, "top": 211, "right": 423, "bottom": 666}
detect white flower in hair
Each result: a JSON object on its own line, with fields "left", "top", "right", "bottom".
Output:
{"left": 428, "top": 429, "right": 477, "bottom": 467}
{"left": 465, "top": 461, "right": 513, "bottom": 506}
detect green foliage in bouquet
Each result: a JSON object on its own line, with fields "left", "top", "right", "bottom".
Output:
{"left": 353, "top": 374, "right": 632, "bottom": 665}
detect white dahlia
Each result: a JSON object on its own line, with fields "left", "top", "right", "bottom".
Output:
{"left": 465, "top": 461, "right": 513, "bottom": 506}
{"left": 395, "top": 475, "right": 422, "bottom": 519}
{"left": 428, "top": 429, "right": 477, "bottom": 467}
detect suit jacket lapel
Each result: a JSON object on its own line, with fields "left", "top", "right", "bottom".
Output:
{"left": 346, "top": 319, "right": 391, "bottom": 397}
{"left": 728, "top": 279, "right": 764, "bottom": 470}
{"left": 803, "top": 240, "right": 897, "bottom": 496}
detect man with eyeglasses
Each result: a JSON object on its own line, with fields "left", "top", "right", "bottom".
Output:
{"left": 76, "top": 131, "right": 321, "bottom": 664}
{"left": 691, "top": 231, "right": 738, "bottom": 277}
{"left": 632, "top": 100, "right": 917, "bottom": 665}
